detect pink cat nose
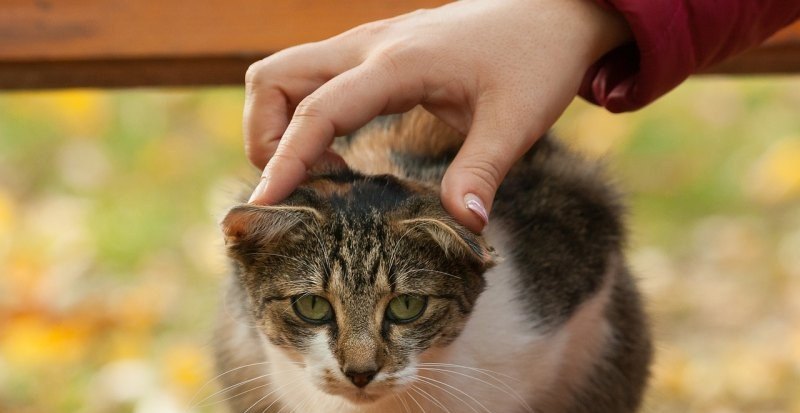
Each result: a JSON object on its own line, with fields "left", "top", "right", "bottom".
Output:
{"left": 344, "top": 369, "right": 377, "bottom": 388}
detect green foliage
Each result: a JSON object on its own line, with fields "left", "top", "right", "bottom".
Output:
{"left": 1, "top": 78, "right": 799, "bottom": 412}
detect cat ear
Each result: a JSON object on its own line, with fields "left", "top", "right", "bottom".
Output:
{"left": 221, "top": 204, "right": 322, "bottom": 246}
{"left": 396, "top": 217, "right": 496, "bottom": 269}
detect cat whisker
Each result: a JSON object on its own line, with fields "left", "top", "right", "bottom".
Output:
{"left": 193, "top": 372, "right": 282, "bottom": 408}
{"left": 274, "top": 394, "right": 297, "bottom": 413}
{"left": 245, "top": 254, "right": 318, "bottom": 279}
{"left": 282, "top": 292, "right": 313, "bottom": 316}
{"left": 245, "top": 252, "right": 319, "bottom": 280}
{"left": 395, "top": 268, "right": 462, "bottom": 281}
{"left": 246, "top": 251, "right": 307, "bottom": 268}
{"left": 410, "top": 383, "right": 451, "bottom": 413}
{"left": 290, "top": 393, "right": 315, "bottom": 413}
{"left": 404, "top": 387, "right": 427, "bottom": 413}
{"left": 197, "top": 382, "right": 271, "bottom": 408}
{"left": 414, "top": 375, "right": 489, "bottom": 413}
{"left": 189, "top": 361, "right": 301, "bottom": 407}
{"left": 394, "top": 393, "right": 412, "bottom": 413}
{"left": 417, "top": 362, "right": 527, "bottom": 404}
{"left": 417, "top": 362, "right": 519, "bottom": 382}
{"left": 416, "top": 365, "right": 532, "bottom": 412}
{"left": 261, "top": 375, "right": 312, "bottom": 413}
{"left": 277, "top": 388, "right": 316, "bottom": 413}
{"left": 281, "top": 278, "right": 318, "bottom": 288}
{"left": 242, "top": 376, "right": 303, "bottom": 413}
{"left": 387, "top": 222, "right": 426, "bottom": 277}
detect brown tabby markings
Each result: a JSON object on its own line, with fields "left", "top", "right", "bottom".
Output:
{"left": 213, "top": 107, "right": 652, "bottom": 413}
{"left": 335, "top": 109, "right": 464, "bottom": 176}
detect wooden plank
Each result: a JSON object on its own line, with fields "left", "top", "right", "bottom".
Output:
{"left": 0, "top": 57, "right": 255, "bottom": 89}
{"left": 705, "top": 43, "right": 800, "bottom": 74}
{"left": 0, "top": 0, "right": 450, "bottom": 60}
{"left": 0, "top": 0, "right": 448, "bottom": 89}
{"left": 704, "top": 20, "right": 800, "bottom": 74}
{"left": 0, "top": 1, "right": 796, "bottom": 89}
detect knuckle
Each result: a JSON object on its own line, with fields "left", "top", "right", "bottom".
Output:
{"left": 372, "top": 48, "right": 402, "bottom": 76}
{"left": 244, "top": 138, "right": 277, "bottom": 168}
{"left": 371, "top": 41, "right": 420, "bottom": 76}
{"left": 463, "top": 157, "right": 504, "bottom": 192}
{"left": 245, "top": 58, "right": 268, "bottom": 85}
{"left": 272, "top": 146, "right": 312, "bottom": 171}
{"left": 403, "top": 8, "right": 428, "bottom": 18}
{"left": 293, "top": 95, "right": 324, "bottom": 119}
{"left": 246, "top": 43, "right": 320, "bottom": 87}
{"left": 348, "top": 19, "right": 392, "bottom": 39}
{"left": 246, "top": 150, "right": 263, "bottom": 167}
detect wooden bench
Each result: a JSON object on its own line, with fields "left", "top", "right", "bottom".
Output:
{"left": 0, "top": 0, "right": 797, "bottom": 90}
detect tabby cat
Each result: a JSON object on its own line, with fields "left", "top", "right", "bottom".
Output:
{"left": 214, "top": 108, "right": 651, "bottom": 412}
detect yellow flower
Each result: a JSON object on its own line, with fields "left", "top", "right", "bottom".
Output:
{"left": 4, "top": 251, "right": 45, "bottom": 299}
{"left": 0, "top": 189, "right": 14, "bottom": 238}
{"left": 9, "top": 90, "right": 109, "bottom": 137}
{"left": 0, "top": 314, "right": 90, "bottom": 367}
{"left": 746, "top": 137, "right": 800, "bottom": 204}
{"left": 197, "top": 92, "right": 245, "bottom": 145}
{"left": 163, "top": 344, "right": 213, "bottom": 397}
{"left": 48, "top": 90, "right": 110, "bottom": 137}
{"left": 652, "top": 347, "right": 690, "bottom": 398}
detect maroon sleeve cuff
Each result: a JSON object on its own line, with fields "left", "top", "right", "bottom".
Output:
{"left": 580, "top": 0, "right": 800, "bottom": 113}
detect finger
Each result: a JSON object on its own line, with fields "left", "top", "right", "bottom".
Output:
{"left": 243, "top": 41, "right": 365, "bottom": 169}
{"left": 312, "top": 149, "right": 349, "bottom": 174}
{"left": 243, "top": 87, "right": 290, "bottom": 169}
{"left": 440, "top": 104, "right": 544, "bottom": 233}
{"left": 249, "top": 58, "right": 425, "bottom": 205}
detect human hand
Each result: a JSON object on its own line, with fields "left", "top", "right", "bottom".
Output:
{"left": 244, "top": 0, "right": 630, "bottom": 232}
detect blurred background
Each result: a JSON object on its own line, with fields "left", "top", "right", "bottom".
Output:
{"left": 0, "top": 77, "right": 798, "bottom": 413}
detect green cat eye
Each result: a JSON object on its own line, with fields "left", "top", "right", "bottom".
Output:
{"left": 293, "top": 295, "right": 333, "bottom": 324}
{"left": 386, "top": 295, "right": 427, "bottom": 323}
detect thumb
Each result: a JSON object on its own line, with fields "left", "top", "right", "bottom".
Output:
{"left": 441, "top": 107, "right": 543, "bottom": 233}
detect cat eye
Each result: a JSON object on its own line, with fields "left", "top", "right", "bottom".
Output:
{"left": 386, "top": 294, "right": 427, "bottom": 323}
{"left": 293, "top": 295, "right": 333, "bottom": 324}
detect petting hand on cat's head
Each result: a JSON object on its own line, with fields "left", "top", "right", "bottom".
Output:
{"left": 244, "top": 0, "right": 630, "bottom": 233}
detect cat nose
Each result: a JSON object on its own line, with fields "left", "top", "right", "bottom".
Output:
{"left": 344, "top": 369, "right": 377, "bottom": 388}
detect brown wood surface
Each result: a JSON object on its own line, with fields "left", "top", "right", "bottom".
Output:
{"left": 0, "top": 0, "right": 452, "bottom": 60}
{"left": 705, "top": 20, "right": 800, "bottom": 74}
{"left": 0, "top": 1, "right": 797, "bottom": 90}
{"left": 0, "top": 0, "right": 449, "bottom": 89}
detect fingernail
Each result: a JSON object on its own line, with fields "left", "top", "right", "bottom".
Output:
{"left": 248, "top": 177, "right": 268, "bottom": 203}
{"left": 464, "top": 193, "right": 489, "bottom": 225}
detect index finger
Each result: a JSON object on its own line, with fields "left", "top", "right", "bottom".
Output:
{"left": 249, "top": 58, "right": 425, "bottom": 205}
{"left": 243, "top": 41, "right": 364, "bottom": 169}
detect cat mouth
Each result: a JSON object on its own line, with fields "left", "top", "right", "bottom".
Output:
{"left": 343, "top": 389, "right": 381, "bottom": 404}
{"left": 317, "top": 381, "right": 384, "bottom": 404}
{"left": 322, "top": 384, "right": 385, "bottom": 405}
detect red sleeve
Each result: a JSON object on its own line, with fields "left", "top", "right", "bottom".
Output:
{"left": 579, "top": 1, "right": 800, "bottom": 113}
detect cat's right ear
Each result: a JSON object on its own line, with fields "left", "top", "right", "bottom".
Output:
{"left": 221, "top": 204, "right": 323, "bottom": 247}
{"left": 395, "top": 216, "right": 496, "bottom": 270}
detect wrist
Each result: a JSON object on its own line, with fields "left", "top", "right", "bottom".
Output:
{"left": 553, "top": 0, "right": 633, "bottom": 64}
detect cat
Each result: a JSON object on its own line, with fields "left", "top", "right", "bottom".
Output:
{"left": 214, "top": 108, "right": 652, "bottom": 413}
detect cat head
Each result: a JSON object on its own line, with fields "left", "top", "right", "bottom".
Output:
{"left": 221, "top": 170, "right": 494, "bottom": 404}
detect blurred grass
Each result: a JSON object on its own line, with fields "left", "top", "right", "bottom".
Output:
{"left": 1, "top": 77, "right": 799, "bottom": 413}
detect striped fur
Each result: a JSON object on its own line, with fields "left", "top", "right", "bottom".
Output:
{"left": 215, "top": 108, "right": 651, "bottom": 412}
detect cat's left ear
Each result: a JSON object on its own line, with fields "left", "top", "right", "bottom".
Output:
{"left": 221, "top": 204, "right": 322, "bottom": 246}
{"left": 395, "top": 216, "right": 496, "bottom": 269}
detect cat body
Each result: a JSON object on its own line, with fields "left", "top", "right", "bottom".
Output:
{"left": 215, "top": 109, "right": 651, "bottom": 413}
